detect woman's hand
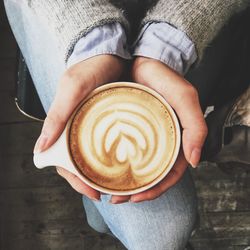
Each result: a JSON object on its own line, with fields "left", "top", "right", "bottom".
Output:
{"left": 34, "top": 55, "right": 124, "bottom": 201}
{"left": 110, "top": 56, "right": 207, "bottom": 204}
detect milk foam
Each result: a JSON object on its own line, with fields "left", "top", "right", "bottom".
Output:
{"left": 69, "top": 87, "right": 176, "bottom": 190}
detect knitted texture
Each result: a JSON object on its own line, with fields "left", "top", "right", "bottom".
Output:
{"left": 25, "top": 0, "right": 249, "bottom": 62}
{"left": 26, "top": 0, "right": 129, "bottom": 62}
{"left": 143, "top": 0, "right": 249, "bottom": 59}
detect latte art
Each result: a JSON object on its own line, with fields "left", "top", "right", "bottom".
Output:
{"left": 69, "top": 86, "right": 178, "bottom": 191}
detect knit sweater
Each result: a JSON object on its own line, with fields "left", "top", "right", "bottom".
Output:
{"left": 143, "top": 0, "right": 250, "bottom": 59}
{"left": 27, "top": 0, "right": 129, "bottom": 61}
{"left": 26, "top": 0, "right": 249, "bottom": 62}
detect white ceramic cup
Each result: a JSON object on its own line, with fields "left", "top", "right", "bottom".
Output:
{"left": 33, "top": 82, "right": 181, "bottom": 195}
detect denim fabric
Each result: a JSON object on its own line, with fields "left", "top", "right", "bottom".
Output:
{"left": 5, "top": 1, "right": 198, "bottom": 249}
{"left": 4, "top": 0, "right": 65, "bottom": 113}
{"left": 83, "top": 170, "right": 197, "bottom": 250}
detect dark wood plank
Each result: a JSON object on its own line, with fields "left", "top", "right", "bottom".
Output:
{"left": 2, "top": 219, "right": 125, "bottom": 250}
{"left": 190, "top": 209, "right": 250, "bottom": 249}
{"left": 4, "top": 236, "right": 125, "bottom": 250}
{"left": 191, "top": 163, "right": 250, "bottom": 212}
{"left": 0, "top": 185, "right": 125, "bottom": 249}
{"left": 191, "top": 238, "right": 250, "bottom": 250}
{"left": 0, "top": 122, "right": 42, "bottom": 154}
{"left": 4, "top": 234, "right": 125, "bottom": 250}
{"left": 0, "top": 27, "right": 17, "bottom": 59}
{"left": 193, "top": 211, "right": 250, "bottom": 239}
{"left": 0, "top": 154, "right": 64, "bottom": 189}
{"left": 190, "top": 163, "right": 250, "bottom": 248}
{"left": 208, "top": 211, "right": 250, "bottom": 238}
{"left": 0, "top": 92, "right": 34, "bottom": 123}
{"left": 0, "top": 1, "right": 9, "bottom": 28}
{"left": 0, "top": 185, "right": 124, "bottom": 249}
{"left": 1, "top": 186, "right": 84, "bottom": 221}
{"left": 0, "top": 58, "right": 16, "bottom": 92}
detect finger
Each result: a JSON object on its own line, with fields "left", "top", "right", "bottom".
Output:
{"left": 132, "top": 58, "right": 208, "bottom": 167}
{"left": 56, "top": 167, "right": 100, "bottom": 201}
{"left": 34, "top": 71, "right": 95, "bottom": 153}
{"left": 130, "top": 150, "right": 187, "bottom": 203}
{"left": 110, "top": 195, "right": 131, "bottom": 204}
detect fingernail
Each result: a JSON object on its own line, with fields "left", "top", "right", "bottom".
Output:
{"left": 109, "top": 200, "right": 127, "bottom": 204}
{"left": 189, "top": 148, "right": 201, "bottom": 168}
{"left": 91, "top": 197, "right": 100, "bottom": 202}
{"left": 34, "top": 134, "right": 48, "bottom": 153}
{"left": 129, "top": 198, "right": 139, "bottom": 203}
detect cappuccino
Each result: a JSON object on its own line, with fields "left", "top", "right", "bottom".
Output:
{"left": 69, "top": 84, "right": 178, "bottom": 191}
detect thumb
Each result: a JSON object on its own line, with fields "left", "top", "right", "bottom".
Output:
{"left": 182, "top": 123, "right": 207, "bottom": 168}
{"left": 173, "top": 85, "right": 208, "bottom": 167}
{"left": 33, "top": 106, "right": 68, "bottom": 153}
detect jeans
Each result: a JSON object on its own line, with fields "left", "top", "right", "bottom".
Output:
{"left": 4, "top": 1, "right": 198, "bottom": 249}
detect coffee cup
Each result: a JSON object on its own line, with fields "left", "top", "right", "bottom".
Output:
{"left": 33, "top": 82, "right": 181, "bottom": 195}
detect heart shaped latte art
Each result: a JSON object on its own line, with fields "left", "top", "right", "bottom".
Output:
{"left": 69, "top": 86, "right": 177, "bottom": 191}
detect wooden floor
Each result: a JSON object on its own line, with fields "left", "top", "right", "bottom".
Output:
{"left": 0, "top": 3, "right": 249, "bottom": 250}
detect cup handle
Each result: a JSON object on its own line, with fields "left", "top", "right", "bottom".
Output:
{"left": 33, "top": 127, "right": 79, "bottom": 176}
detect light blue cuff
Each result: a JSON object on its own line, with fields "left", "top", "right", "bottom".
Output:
{"left": 67, "top": 22, "right": 197, "bottom": 75}
{"left": 67, "top": 23, "right": 132, "bottom": 68}
{"left": 133, "top": 22, "right": 198, "bottom": 75}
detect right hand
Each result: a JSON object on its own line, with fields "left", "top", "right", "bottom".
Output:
{"left": 111, "top": 57, "right": 208, "bottom": 204}
{"left": 34, "top": 55, "right": 124, "bottom": 201}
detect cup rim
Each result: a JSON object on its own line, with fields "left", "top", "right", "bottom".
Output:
{"left": 66, "top": 82, "right": 181, "bottom": 195}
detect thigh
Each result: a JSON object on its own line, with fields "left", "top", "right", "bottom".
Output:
{"left": 82, "top": 195, "right": 112, "bottom": 235}
{"left": 4, "top": 0, "right": 66, "bottom": 111}
{"left": 93, "top": 169, "right": 198, "bottom": 250}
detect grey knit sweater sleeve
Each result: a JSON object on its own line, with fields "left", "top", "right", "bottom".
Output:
{"left": 27, "top": 0, "right": 129, "bottom": 62}
{"left": 143, "top": 0, "right": 249, "bottom": 59}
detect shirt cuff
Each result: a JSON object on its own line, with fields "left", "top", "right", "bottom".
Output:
{"left": 67, "top": 23, "right": 132, "bottom": 68}
{"left": 133, "top": 22, "right": 198, "bottom": 75}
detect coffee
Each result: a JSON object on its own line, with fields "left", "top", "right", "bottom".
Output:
{"left": 68, "top": 84, "right": 178, "bottom": 191}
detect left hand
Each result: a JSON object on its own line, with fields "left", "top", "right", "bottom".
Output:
{"left": 110, "top": 57, "right": 208, "bottom": 204}
{"left": 33, "top": 55, "right": 124, "bottom": 201}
